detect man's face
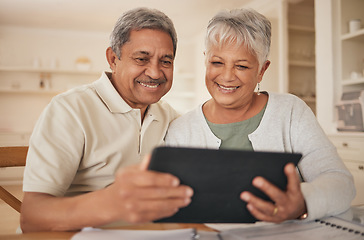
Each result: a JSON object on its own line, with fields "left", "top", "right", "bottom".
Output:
{"left": 110, "top": 29, "right": 174, "bottom": 109}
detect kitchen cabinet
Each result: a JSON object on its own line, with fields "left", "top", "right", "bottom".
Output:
{"left": 244, "top": 0, "right": 316, "bottom": 113}
{"left": 287, "top": 0, "right": 316, "bottom": 114}
{"left": 338, "top": 0, "right": 364, "bottom": 93}
{"left": 316, "top": 0, "right": 364, "bottom": 206}
{"left": 317, "top": 0, "right": 364, "bottom": 132}
{"left": 329, "top": 134, "right": 364, "bottom": 206}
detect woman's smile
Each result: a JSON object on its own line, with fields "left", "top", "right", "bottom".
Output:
{"left": 216, "top": 82, "right": 240, "bottom": 92}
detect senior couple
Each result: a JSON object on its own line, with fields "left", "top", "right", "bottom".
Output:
{"left": 20, "top": 7, "right": 355, "bottom": 232}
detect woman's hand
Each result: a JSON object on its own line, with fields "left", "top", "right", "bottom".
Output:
{"left": 240, "top": 163, "right": 307, "bottom": 223}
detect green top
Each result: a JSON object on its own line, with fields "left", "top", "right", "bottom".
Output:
{"left": 206, "top": 104, "right": 267, "bottom": 151}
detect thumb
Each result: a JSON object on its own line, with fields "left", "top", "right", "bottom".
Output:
{"left": 140, "top": 154, "right": 151, "bottom": 171}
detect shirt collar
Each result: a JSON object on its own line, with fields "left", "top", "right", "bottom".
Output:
{"left": 93, "top": 72, "right": 162, "bottom": 122}
{"left": 94, "top": 71, "right": 132, "bottom": 114}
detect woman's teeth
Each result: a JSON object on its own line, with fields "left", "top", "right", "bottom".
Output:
{"left": 218, "top": 83, "right": 239, "bottom": 90}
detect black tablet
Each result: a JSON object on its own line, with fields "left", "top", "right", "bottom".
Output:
{"left": 148, "top": 146, "right": 302, "bottom": 223}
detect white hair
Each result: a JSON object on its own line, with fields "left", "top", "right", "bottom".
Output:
{"left": 205, "top": 8, "right": 271, "bottom": 69}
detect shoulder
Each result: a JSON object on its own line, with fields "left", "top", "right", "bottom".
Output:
{"left": 169, "top": 105, "right": 203, "bottom": 129}
{"left": 52, "top": 83, "right": 95, "bottom": 105}
{"left": 267, "top": 92, "right": 309, "bottom": 112}
{"left": 165, "top": 105, "right": 207, "bottom": 146}
{"left": 268, "top": 92, "right": 305, "bottom": 104}
{"left": 37, "top": 84, "right": 97, "bottom": 124}
{"left": 151, "top": 100, "right": 179, "bottom": 122}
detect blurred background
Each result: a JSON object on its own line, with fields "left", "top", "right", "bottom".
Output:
{"left": 0, "top": 0, "right": 363, "bottom": 184}
{"left": 1, "top": 0, "right": 364, "bottom": 234}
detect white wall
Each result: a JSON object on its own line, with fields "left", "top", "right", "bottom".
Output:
{"left": 0, "top": 26, "right": 109, "bottom": 70}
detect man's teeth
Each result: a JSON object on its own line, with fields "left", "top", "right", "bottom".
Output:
{"left": 218, "top": 84, "right": 238, "bottom": 90}
{"left": 139, "top": 82, "right": 159, "bottom": 88}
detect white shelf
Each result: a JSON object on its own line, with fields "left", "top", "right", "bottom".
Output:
{"left": 288, "top": 25, "right": 315, "bottom": 33}
{"left": 289, "top": 60, "right": 315, "bottom": 67}
{"left": 328, "top": 132, "right": 364, "bottom": 138}
{"left": 341, "top": 28, "right": 364, "bottom": 41}
{"left": 0, "top": 66, "right": 101, "bottom": 75}
{"left": 301, "top": 96, "right": 316, "bottom": 103}
{"left": 341, "top": 78, "right": 364, "bottom": 86}
{"left": 0, "top": 88, "right": 62, "bottom": 94}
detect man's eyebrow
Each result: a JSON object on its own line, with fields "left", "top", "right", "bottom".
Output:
{"left": 132, "top": 51, "right": 150, "bottom": 56}
{"left": 131, "top": 51, "right": 173, "bottom": 60}
{"left": 163, "top": 54, "right": 174, "bottom": 60}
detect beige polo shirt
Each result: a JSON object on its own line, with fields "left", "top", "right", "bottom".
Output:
{"left": 23, "top": 72, "right": 178, "bottom": 197}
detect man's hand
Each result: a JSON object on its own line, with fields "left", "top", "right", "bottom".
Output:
{"left": 20, "top": 155, "right": 193, "bottom": 232}
{"left": 104, "top": 155, "right": 194, "bottom": 223}
{"left": 240, "top": 163, "right": 306, "bottom": 223}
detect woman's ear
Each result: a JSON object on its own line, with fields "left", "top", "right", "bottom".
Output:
{"left": 258, "top": 60, "right": 271, "bottom": 79}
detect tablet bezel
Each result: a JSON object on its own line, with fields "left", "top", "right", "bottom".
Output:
{"left": 148, "top": 146, "right": 302, "bottom": 223}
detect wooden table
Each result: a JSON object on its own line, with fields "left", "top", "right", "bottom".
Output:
{"left": 0, "top": 223, "right": 217, "bottom": 240}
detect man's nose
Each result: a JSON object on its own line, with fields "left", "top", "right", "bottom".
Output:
{"left": 145, "top": 61, "right": 162, "bottom": 80}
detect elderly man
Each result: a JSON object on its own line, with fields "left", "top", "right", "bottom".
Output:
{"left": 20, "top": 7, "right": 193, "bottom": 232}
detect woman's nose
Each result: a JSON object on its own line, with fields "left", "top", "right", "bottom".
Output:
{"left": 221, "top": 67, "right": 235, "bottom": 81}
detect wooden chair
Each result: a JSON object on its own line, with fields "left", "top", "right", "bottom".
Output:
{"left": 0, "top": 146, "right": 28, "bottom": 213}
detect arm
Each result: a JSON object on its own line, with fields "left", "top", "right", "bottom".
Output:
{"left": 241, "top": 96, "right": 355, "bottom": 222}
{"left": 20, "top": 156, "right": 193, "bottom": 232}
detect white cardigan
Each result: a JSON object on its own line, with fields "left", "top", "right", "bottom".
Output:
{"left": 165, "top": 92, "right": 355, "bottom": 221}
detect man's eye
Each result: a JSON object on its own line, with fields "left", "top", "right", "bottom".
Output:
{"left": 161, "top": 60, "right": 172, "bottom": 67}
{"left": 135, "top": 58, "right": 148, "bottom": 64}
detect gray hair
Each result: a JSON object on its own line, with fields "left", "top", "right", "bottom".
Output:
{"left": 110, "top": 7, "right": 177, "bottom": 59}
{"left": 205, "top": 8, "right": 271, "bottom": 69}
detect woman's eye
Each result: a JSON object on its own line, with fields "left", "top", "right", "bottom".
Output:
{"left": 236, "top": 65, "right": 248, "bottom": 70}
{"left": 211, "top": 61, "right": 223, "bottom": 66}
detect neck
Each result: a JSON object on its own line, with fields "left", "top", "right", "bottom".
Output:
{"left": 203, "top": 93, "right": 266, "bottom": 124}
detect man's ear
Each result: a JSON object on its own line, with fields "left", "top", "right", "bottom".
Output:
{"left": 106, "top": 47, "right": 118, "bottom": 71}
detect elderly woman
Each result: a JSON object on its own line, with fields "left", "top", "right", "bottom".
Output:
{"left": 165, "top": 8, "right": 355, "bottom": 222}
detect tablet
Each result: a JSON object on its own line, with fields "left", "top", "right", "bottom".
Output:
{"left": 148, "top": 146, "right": 302, "bottom": 223}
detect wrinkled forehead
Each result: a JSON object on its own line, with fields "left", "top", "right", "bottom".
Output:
{"left": 123, "top": 29, "right": 174, "bottom": 58}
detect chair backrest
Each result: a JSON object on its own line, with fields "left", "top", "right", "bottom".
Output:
{"left": 0, "top": 146, "right": 28, "bottom": 213}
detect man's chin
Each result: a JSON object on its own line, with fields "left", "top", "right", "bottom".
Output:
{"left": 139, "top": 95, "right": 164, "bottom": 105}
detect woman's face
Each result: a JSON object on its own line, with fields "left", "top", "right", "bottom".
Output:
{"left": 205, "top": 43, "right": 268, "bottom": 110}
